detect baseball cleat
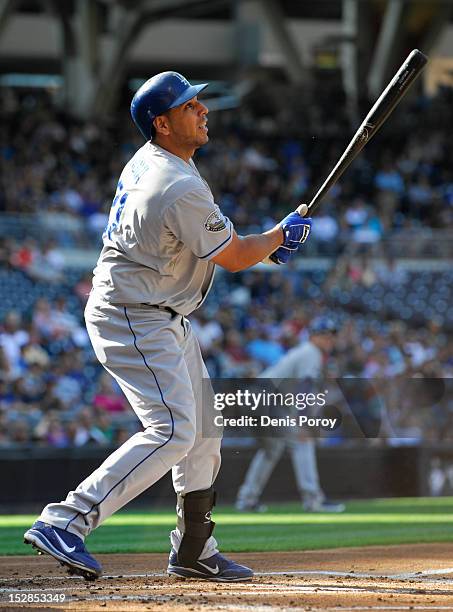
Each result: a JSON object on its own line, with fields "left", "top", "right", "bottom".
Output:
{"left": 303, "top": 500, "right": 345, "bottom": 513}
{"left": 167, "top": 548, "right": 253, "bottom": 582}
{"left": 24, "top": 521, "right": 101, "bottom": 580}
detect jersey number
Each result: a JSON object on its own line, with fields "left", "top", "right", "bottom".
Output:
{"left": 104, "top": 180, "right": 129, "bottom": 240}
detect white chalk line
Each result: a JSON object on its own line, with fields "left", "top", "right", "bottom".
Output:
{"left": 13, "top": 594, "right": 451, "bottom": 612}
{"left": 217, "top": 607, "right": 453, "bottom": 612}
{"left": 1, "top": 577, "right": 453, "bottom": 598}
{"left": 0, "top": 586, "right": 421, "bottom": 596}
{"left": 9, "top": 602, "right": 453, "bottom": 612}
{"left": 0, "top": 584, "right": 407, "bottom": 596}
{"left": 3, "top": 566, "right": 453, "bottom": 585}
{"left": 1, "top": 566, "right": 453, "bottom": 610}
{"left": 214, "top": 607, "right": 453, "bottom": 612}
{"left": 392, "top": 567, "right": 453, "bottom": 579}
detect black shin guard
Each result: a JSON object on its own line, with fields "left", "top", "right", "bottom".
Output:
{"left": 176, "top": 487, "right": 216, "bottom": 566}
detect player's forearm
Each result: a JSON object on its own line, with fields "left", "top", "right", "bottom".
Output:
{"left": 211, "top": 225, "right": 284, "bottom": 272}
{"left": 229, "top": 227, "right": 284, "bottom": 272}
{"left": 238, "top": 227, "right": 284, "bottom": 268}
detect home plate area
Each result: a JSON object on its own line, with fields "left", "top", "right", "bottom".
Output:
{"left": 2, "top": 544, "right": 453, "bottom": 610}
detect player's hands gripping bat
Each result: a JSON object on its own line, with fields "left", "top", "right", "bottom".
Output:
{"left": 269, "top": 211, "right": 313, "bottom": 265}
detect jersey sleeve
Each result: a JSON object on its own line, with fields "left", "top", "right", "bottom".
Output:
{"left": 259, "top": 344, "right": 322, "bottom": 379}
{"left": 259, "top": 349, "right": 301, "bottom": 378}
{"left": 164, "top": 189, "right": 233, "bottom": 260}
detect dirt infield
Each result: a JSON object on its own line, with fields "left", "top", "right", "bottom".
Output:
{"left": 2, "top": 544, "right": 453, "bottom": 610}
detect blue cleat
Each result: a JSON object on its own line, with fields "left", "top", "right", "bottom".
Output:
{"left": 24, "top": 521, "right": 101, "bottom": 580}
{"left": 168, "top": 548, "right": 253, "bottom": 582}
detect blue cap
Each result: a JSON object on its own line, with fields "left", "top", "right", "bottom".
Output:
{"left": 310, "top": 317, "right": 337, "bottom": 335}
{"left": 130, "top": 71, "right": 209, "bottom": 140}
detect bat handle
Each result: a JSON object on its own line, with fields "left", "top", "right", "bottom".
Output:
{"left": 296, "top": 203, "right": 309, "bottom": 217}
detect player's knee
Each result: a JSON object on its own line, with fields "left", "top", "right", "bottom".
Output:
{"left": 173, "top": 422, "right": 197, "bottom": 455}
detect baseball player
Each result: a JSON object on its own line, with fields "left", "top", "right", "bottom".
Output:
{"left": 235, "top": 318, "right": 345, "bottom": 513}
{"left": 24, "top": 71, "right": 313, "bottom": 582}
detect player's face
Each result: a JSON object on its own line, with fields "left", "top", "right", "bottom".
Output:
{"left": 167, "top": 96, "right": 209, "bottom": 148}
{"left": 317, "top": 332, "right": 335, "bottom": 354}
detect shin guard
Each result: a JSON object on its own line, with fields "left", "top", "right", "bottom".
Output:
{"left": 176, "top": 487, "right": 216, "bottom": 566}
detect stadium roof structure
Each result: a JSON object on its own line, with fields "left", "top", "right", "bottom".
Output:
{"left": 0, "top": 0, "right": 451, "bottom": 119}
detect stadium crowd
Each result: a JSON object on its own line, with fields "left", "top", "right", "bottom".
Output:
{"left": 0, "top": 84, "right": 452, "bottom": 447}
{"left": 1, "top": 85, "right": 453, "bottom": 245}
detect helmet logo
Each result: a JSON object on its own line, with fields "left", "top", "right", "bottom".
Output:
{"left": 174, "top": 73, "right": 190, "bottom": 86}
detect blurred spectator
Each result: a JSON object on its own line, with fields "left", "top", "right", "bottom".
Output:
{"left": 74, "top": 272, "right": 93, "bottom": 305}
{"left": 93, "top": 373, "right": 127, "bottom": 414}
{"left": 374, "top": 162, "right": 404, "bottom": 195}
{"left": 27, "top": 241, "right": 64, "bottom": 283}
{"left": 9, "top": 419, "right": 31, "bottom": 445}
{"left": 374, "top": 256, "right": 407, "bottom": 286}
{"left": 46, "top": 416, "right": 69, "bottom": 448}
{"left": 50, "top": 297, "right": 89, "bottom": 347}
{"left": 191, "top": 312, "right": 223, "bottom": 353}
{"left": 14, "top": 364, "right": 46, "bottom": 404}
{"left": 312, "top": 209, "right": 339, "bottom": 255}
{"left": 93, "top": 412, "right": 115, "bottom": 445}
{"left": 0, "top": 346, "right": 11, "bottom": 380}
{"left": 245, "top": 328, "right": 284, "bottom": 367}
{"left": 0, "top": 311, "right": 29, "bottom": 379}
{"left": 9, "top": 239, "right": 39, "bottom": 273}
{"left": 32, "top": 298, "right": 55, "bottom": 339}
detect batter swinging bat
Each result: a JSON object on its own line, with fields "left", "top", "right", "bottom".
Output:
{"left": 297, "top": 49, "right": 428, "bottom": 217}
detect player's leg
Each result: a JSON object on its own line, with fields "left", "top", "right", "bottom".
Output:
{"left": 168, "top": 318, "right": 253, "bottom": 581}
{"left": 289, "top": 438, "right": 322, "bottom": 505}
{"left": 288, "top": 438, "right": 345, "bottom": 513}
{"left": 235, "top": 437, "right": 286, "bottom": 511}
{"left": 25, "top": 299, "right": 197, "bottom": 578}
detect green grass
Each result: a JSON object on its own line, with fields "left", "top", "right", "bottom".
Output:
{"left": 2, "top": 497, "right": 453, "bottom": 556}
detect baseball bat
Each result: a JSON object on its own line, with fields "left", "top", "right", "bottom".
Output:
{"left": 297, "top": 49, "right": 428, "bottom": 217}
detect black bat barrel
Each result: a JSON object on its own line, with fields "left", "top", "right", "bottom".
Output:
{"left": 300, "top": 49, "right": 428, "bottom": 217}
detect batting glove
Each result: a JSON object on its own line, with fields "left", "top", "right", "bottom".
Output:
{"left": 269, "top": 211, "right": 312, "bottom": 265}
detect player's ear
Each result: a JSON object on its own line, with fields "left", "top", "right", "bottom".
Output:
{"left": 153, "top": 113, "right": 170, "bottom": 137}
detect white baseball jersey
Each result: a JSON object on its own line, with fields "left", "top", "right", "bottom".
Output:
{"left": 93, "top": 142, "right": 233, "bottom": 315}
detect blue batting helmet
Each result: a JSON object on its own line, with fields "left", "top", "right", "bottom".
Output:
{"left": 310, "top": 317, "right": 337, "bottom": 335}
{"left": 130, "top": 71, "right": 209, "bottom": 141}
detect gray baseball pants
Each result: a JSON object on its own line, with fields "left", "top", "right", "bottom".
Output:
{"left": 40, "top": 293, "right": 221, "bottom": 540}
{"left": 236, "top": 438, "right": 323, "bottom": 507}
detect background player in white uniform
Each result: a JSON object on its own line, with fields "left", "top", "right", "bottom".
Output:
{"left": 24, "top": 71, "right": 313, "bottom": 582}
{"left": 236, "top": 318, "right": 345, "bottom": 513}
